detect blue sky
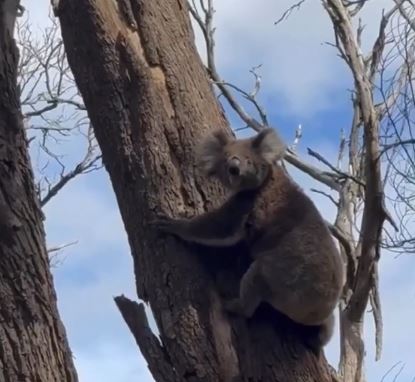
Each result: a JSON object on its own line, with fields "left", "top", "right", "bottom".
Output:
{"left": 22, "top": 1, "right": 415, "bottom": 381}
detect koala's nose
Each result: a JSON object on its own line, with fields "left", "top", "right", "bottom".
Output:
{"left": 229, "top": 166, "right": 240, "bottom": 176}
{"left": 228, "top": 158, "right": 241, "bottom": 176}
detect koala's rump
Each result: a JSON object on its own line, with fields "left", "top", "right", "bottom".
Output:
{"left": 254, "top": 225, "right": 341, "bottom": 326}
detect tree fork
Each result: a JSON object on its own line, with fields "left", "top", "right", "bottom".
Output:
{"left": 57, "top": 0, "right": 334, "bottom": 380}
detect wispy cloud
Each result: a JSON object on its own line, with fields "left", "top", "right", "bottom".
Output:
{"left": 193, "top": 0, "right": 394, "bottom": 118}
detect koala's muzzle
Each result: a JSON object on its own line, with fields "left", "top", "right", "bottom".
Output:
{"left": 228, "top": 157, "right": 241, "bottom": 176}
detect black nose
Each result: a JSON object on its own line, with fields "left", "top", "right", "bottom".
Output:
{"left": 228, "top": 165, "right": 240, "bottom": 176}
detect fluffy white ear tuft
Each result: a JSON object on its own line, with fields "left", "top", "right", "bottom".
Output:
{"left": 196, "top": 129, "right": 231, "bottom": 176}
{"left": 251, "top": 128, "right": 286, "bottom": 164}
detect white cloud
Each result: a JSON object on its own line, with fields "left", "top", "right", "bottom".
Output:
{"left": 192, "top": 0, "right": 395, "bottom": 118}
{"left": 193, "top": 0, "right": 345, "bottom": 117}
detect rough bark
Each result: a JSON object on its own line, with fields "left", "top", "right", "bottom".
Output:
{"left": 57, "top": 0, "right": 335, "bottom": 380}
{"left": 0, "top": 2, "right": 78, "bottom": 381}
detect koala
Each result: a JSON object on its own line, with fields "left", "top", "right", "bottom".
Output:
{"left": 152, "top": 128, "right": 344, "bottom": 350}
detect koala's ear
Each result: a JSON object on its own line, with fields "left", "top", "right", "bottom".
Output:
{"left": 196, "top": 129, "right": 230, "bottom": 176}
{"left": 252, "top": 128, "right": 286, "bottom": 164}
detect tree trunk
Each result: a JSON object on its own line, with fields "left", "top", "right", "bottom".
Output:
{"left": 57, "top": 0, "right": 335, "bottom": 380}
{"left": 334, "top": 177, "right": 366, "bottom": 382}
{"left": 0, "top": 2, "right": 78, "bottom": 382}
{"left": 339, "top": 310, "right": 365, "bottom": 382}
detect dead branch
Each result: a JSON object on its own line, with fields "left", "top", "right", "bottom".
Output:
{"left": 114, "top": 296, "right": 180, "bottom": 382}
{"left": 274, "top": 0, "right": 307, "bottom": 26}
{"left": 48, "top": 240, "right": 77, "bottom": 268}
{"left": 369, "top": 4, "right": 401, "bottom": 82}
{"left": 188, "top": 0, "right": 267, "bottom": 131}
{"left": 382, "top": 139, "right": 415, "bottom": 153}
{"left": 290, "top": 124, "right": 303, "bottom": 150}
{"left": 376, "top": 3, "right": 415, "bottom": 253}
{"left": 394, "top": 0, "right": 415, "bottom": 32}
{"left": 311, "top": 188, "right": 339, "bottom": 207}
{"left": 307, "top": 147, "right": 366, "bottom": 187}
{"left": 324, "top": 0, "right": 388, "bottom": 319}
{"left": 285, "top": 150, "right": 341, "bottom": 190}
{"left": 369, "top": 265, "right": 383, "bottom": 361}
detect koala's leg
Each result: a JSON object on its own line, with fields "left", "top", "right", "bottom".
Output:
{"left": 316, "top": 313, "right": 335, "bottom": 347}
{"left": 224, "top": 261, "right": 264, "bottom": 318}
{"left": 304, "top": 314, "right": 335, "bottom": 354}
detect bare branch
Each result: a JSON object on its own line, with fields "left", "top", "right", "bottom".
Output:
{"left": 189, "top": 0, "right": 266, "bottom": 131}
{"left": 16, "top": 12, "right": 101, "bottom": 206}
{"left": 394, "top": 0, "right": 415, "bottom": 32}
{"left": 369, "top": 265, "right": 383, "bottom": 361}
{"left": 337, "top": 129, "right": 346, "bottom": 169}
{"left": 40, "top": 126, "right": 102, "bottom": 206}
{"left": 307, "top": 147, "right": 366, "bottom": 187}
{"left": 369, "top": 5, "right": 400, "bottom": 82}
{"left": 311, "top": 188, "right": 339, "bottom": 207}
{"left": 290, "top": 124, "right": 303, "bottom": 151}
{"left": 380, "top": 362, "right": 405, "bottom": 382}
{"left": 285, "top": 150, "right": 340, "bottom": 190}
{"left": 213, "top": 76, "right": 268, "bottom": 126}
{"left": 48, "top": 240, "right": 77, "bottom": 268}
{"left": 48, "top": 241, "right": 78, "bottom": 254}
{"left": 324, "top": 0, "right": 387, "bottom": 323}
{"left": 274, "top": 0, "right": 307, "bottom": 26}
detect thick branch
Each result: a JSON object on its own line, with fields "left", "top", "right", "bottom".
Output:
{"left": 114, "top": 296, "right": 179, "bottom": 382}
{"left": 325, "top": 0, "right": 386, "bottom": 322}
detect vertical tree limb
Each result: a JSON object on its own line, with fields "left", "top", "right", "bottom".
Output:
{"left": 0, "top": 1, "right": 78, "bottom": 380}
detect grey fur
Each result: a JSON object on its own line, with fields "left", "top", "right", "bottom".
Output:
{"left": 152, "top": 128, "right": 344, "bottom": 350}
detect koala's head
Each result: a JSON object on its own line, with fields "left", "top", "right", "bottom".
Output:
{"left": 196, "top": 128, "right": 286, "bottom": 191}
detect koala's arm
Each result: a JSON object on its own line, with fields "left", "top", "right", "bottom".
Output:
{"left": 152, "top": 191, "right": 255, "bottom": 247}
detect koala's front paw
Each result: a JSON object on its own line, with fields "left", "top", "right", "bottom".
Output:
{"left": 148, "top": 213, "right": 177, "bottom": 234}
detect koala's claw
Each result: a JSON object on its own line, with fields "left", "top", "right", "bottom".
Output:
{"left": 148, "top": 214, "right": 175, "bottom": 233}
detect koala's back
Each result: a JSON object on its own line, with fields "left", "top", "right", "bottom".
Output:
{"left": 247, "top": 166, "right": 344, "bottom": 326}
